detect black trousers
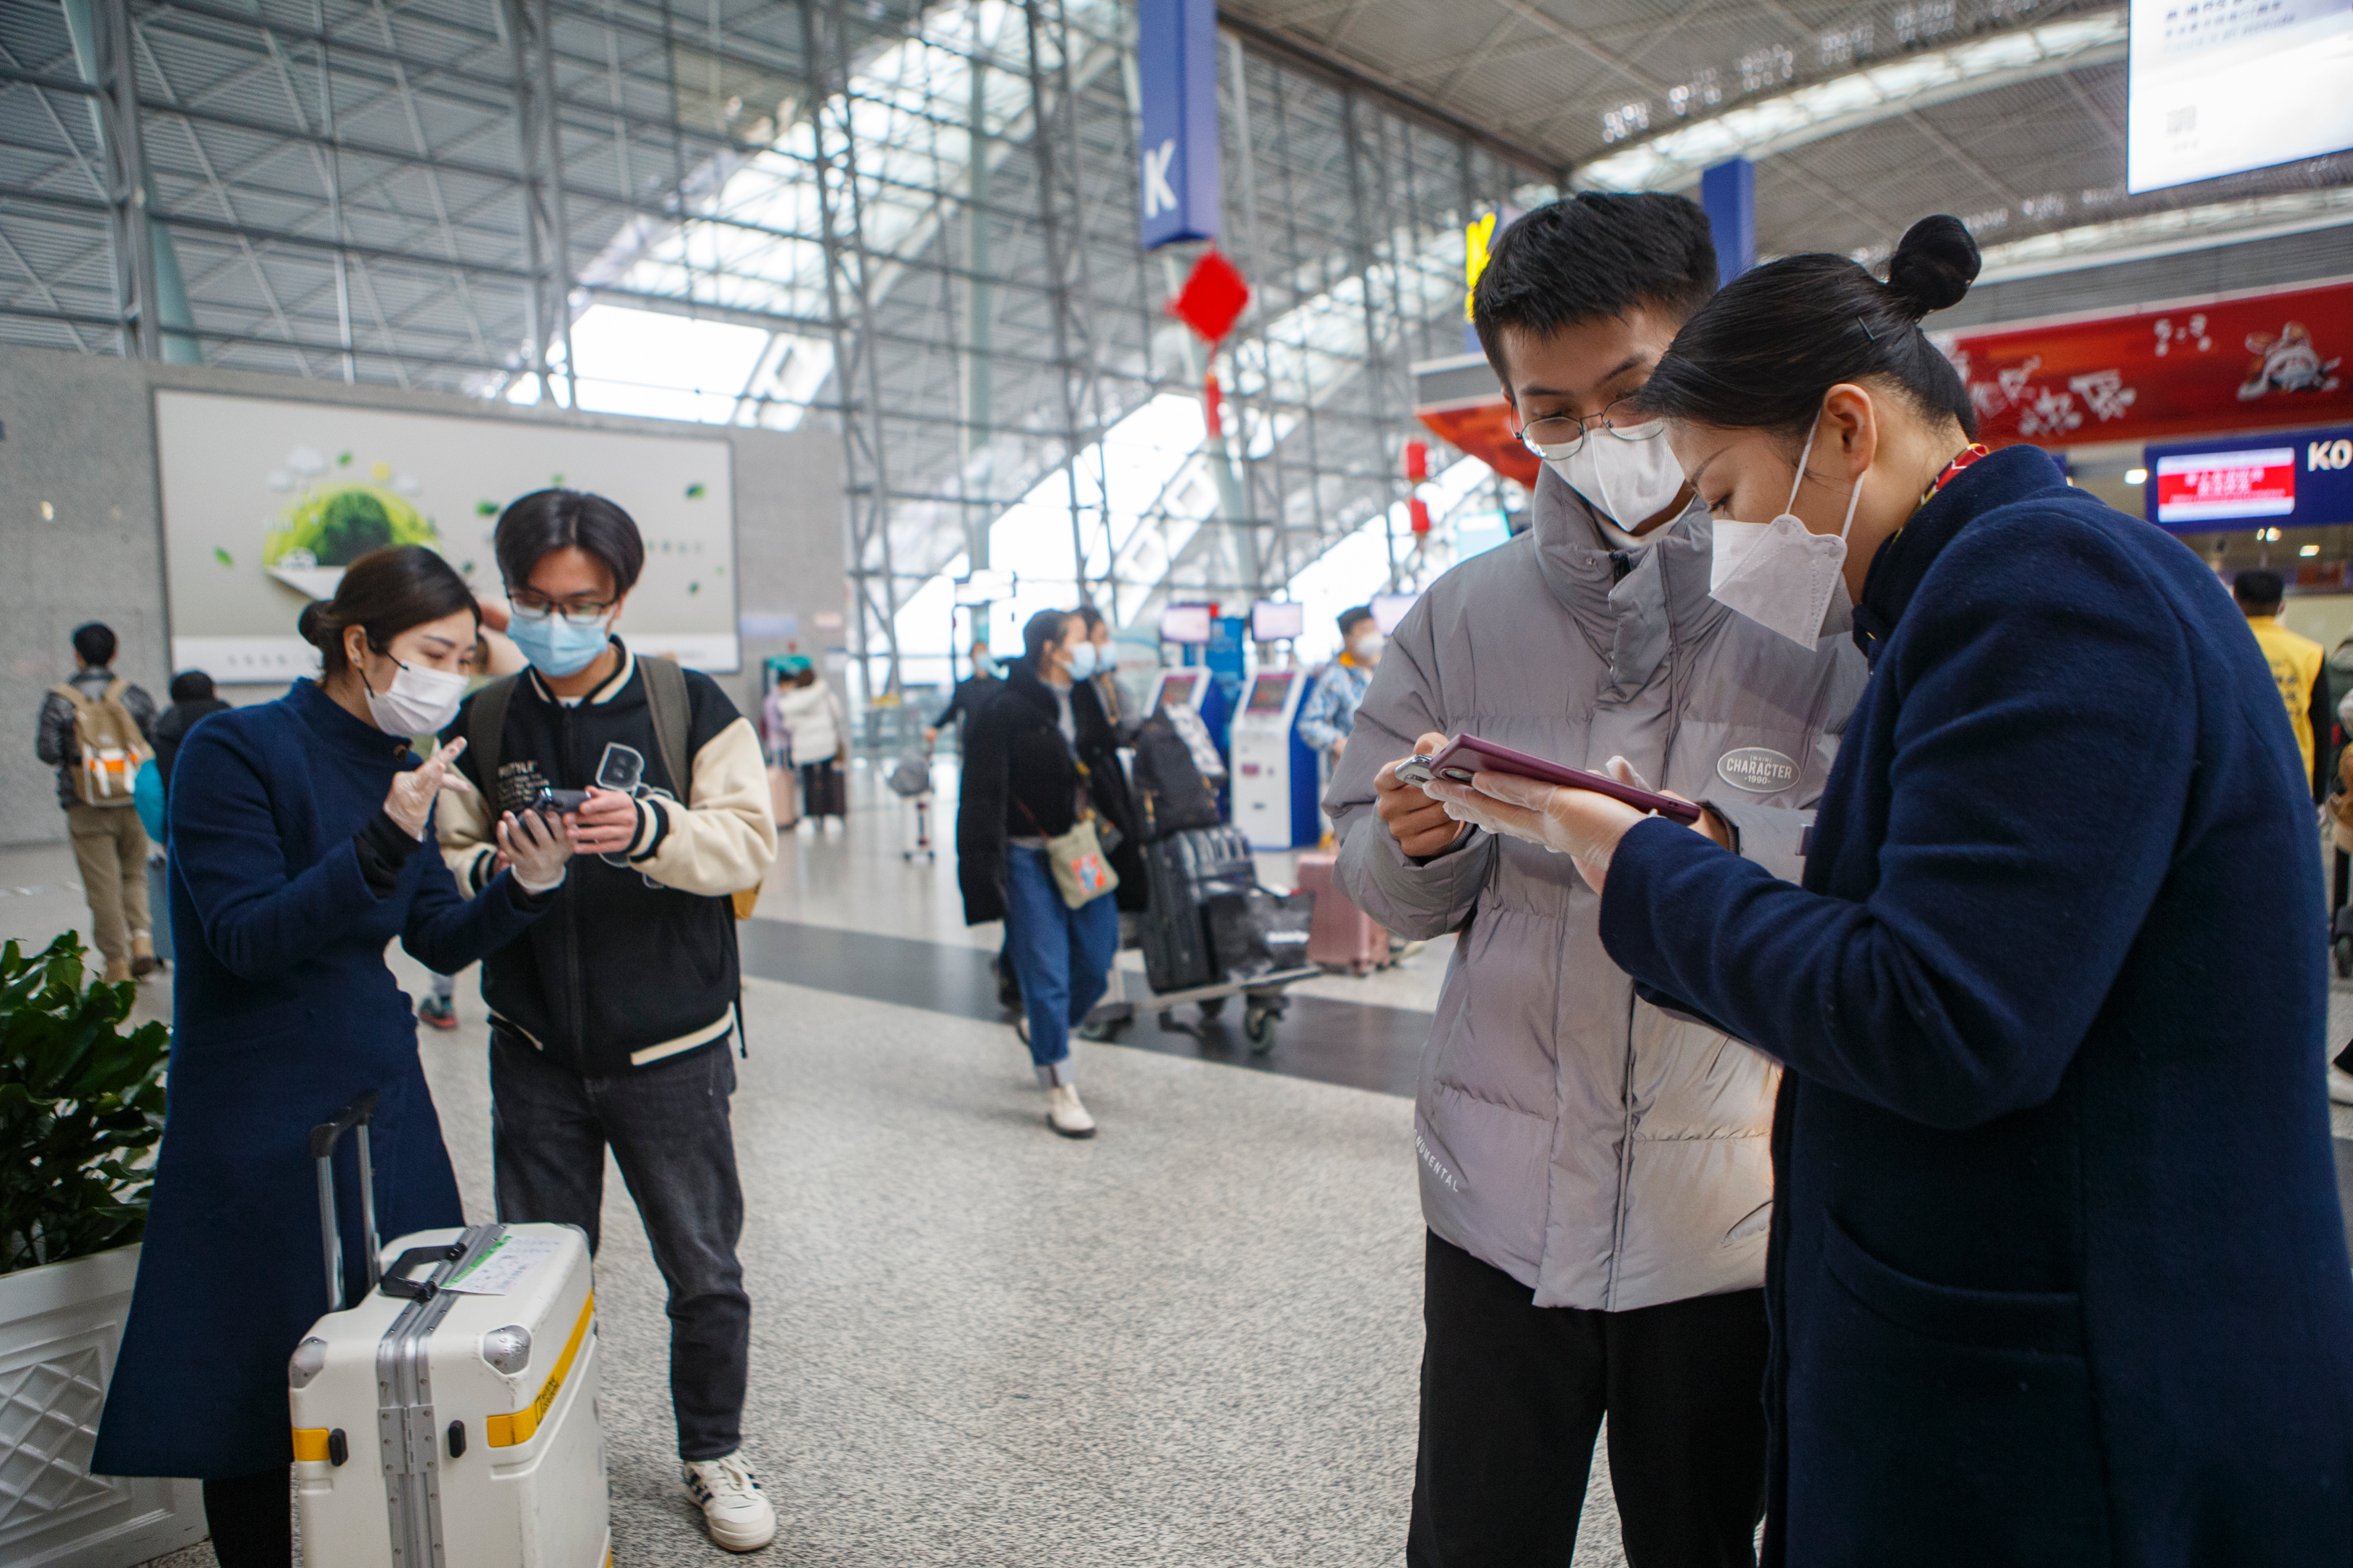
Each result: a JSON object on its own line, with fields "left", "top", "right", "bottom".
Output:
{"left": 203, "top": 1467, "right": 290, "bottom": 1567}
{"left": 491, "top": 1033, "right": 751, "bottom": 1461}
{"left": 799, "top": 758, "right": 846, "bottom": 819}
{"left": 1408, "top": 1231, "right": 1770, "bottom": 1568}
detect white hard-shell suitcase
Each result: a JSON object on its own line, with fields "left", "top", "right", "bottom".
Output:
{"left": 288, "top": 1090, "right": 611, "bottom": 1567}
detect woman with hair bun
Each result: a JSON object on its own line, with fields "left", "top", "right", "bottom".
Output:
{"left": 91, "top": 546, "right": 576, "bottom": 1567}
{"left": 1422, "top": 217, "right": 2353, "bottom": 1561}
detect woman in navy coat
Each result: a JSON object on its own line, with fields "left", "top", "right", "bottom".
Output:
{"left": 92, "top": 547, "right": 573, "bottom": 1567}
{"left": 1428, "top": 217, "right": 2353, "bottom": 1563}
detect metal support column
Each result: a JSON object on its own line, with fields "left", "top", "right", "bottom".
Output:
{"left": 1019, "top": 0, "right": 1097, "bottom": 610}
{"left": 800, "top": 0, "right": 905, "bottom": 701}
{"left": 536, "top": 0, "right": 579, "bottom": 403}
{"left": 1340, "top": 90, "right": 1403, "bottom": 593}
{"left": 504, "top": 0, "right": 552, "bottom": 400}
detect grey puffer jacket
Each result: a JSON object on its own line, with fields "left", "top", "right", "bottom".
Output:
{"left": 1329, "top": 469, "right": 1869, "bottom": 1311}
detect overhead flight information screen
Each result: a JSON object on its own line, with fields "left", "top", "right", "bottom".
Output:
{"left": 2127, "top": 0, "right": 2353, "bottom": 192}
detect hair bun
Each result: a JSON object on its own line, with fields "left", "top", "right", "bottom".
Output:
{"left": 297, "top": 602, "right": 332, "bottom": 647}
{"left": 1886, "top": 214, "right": 1980, "bottom": 319}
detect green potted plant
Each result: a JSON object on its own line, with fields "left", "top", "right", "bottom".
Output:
{"left": 0, "top": 932, "right": 204, "bottom": 1566}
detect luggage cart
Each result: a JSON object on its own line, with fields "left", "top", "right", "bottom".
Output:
{"left": 1078, "top": 823, "right": 1319, "bottom": 1054}
{"left": 1079, "top": 961, "right": 1319, "bottom": 1052}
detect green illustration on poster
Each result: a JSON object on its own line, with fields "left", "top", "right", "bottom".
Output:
{"left": 261, "top": 447, "right": 440, "bottom": 601}
{"left": 155, "top": 390, "right": 738, "bottom": 683}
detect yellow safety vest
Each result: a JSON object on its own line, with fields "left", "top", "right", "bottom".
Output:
{"left": 2247, "top": 615, "right": 2324, "bottom": 781}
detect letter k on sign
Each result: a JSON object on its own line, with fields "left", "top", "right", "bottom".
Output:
{"left": 1142, "top": 138, "right": 1179, "bottom": 219}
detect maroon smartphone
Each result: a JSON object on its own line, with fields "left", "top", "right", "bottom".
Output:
{"left": 1394, "top": 734, "right": 1705, "bottom": 823}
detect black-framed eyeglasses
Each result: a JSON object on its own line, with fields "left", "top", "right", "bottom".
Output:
{"left": 1514, "top": 395, "right": 1667, "bottom": 459}
{"left": 507, "top": 590, "right": 615, "bottom": 629}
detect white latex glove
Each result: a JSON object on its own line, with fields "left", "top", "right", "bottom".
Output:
{"left": 496, "top": 808, "right": 574, "bottom": 893}
{"left": 383, "top": 737, "right": 466, "bottom": 841}
{"left": 1421, "top": 756, "right": 1707, "bottom": 893}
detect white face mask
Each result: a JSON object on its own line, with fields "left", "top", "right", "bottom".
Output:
{"left": 1708, "top": 411, "right": 1865, "bottom": 649}
{"left": 361, "top": 657, "right": 469, "bottom": 736}
{"left": 1348, "top": 634, "right": 1385, "bottom": 663}
{"left": 1537, "top": 423, "right": 1687, "bottom": 536}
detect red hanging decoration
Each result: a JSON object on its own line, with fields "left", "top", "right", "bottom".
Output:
{"left": 1204, "top": 371, "right": 1224, "bottom": 438}
{"left": 1169, "top": 248, "right": 1250, "bottom": 345}
{"left": 1404, "top": 439, "right": 1430, "bottom": 482}
{"left": 1408, "top": 497, "right": 1432, "bottom": 535}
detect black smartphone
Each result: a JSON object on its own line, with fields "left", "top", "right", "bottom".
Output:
{"left": 529, "top": 786, "right": 592, "bottom": 815}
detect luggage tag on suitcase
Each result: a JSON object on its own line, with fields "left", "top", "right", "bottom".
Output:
{"left": 290, "top": 1091, "right": 612, "bottom": 1568}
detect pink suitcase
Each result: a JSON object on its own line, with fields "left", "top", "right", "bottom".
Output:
{"left": 1296, "top": 852, "right": 1388, "bottom": 975}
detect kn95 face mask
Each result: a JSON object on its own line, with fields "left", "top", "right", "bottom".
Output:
{"left": 1708, "top": 411, "right": 1866, "bottom": 649}
{"left": 363, "top": 658, "right": 469, "bottom": 736}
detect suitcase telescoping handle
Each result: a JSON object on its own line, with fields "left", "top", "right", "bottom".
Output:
{"left": 307, "top": 1090, "right": 383, "bottom": 1312}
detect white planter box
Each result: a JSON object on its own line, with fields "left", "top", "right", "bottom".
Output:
{"left": 0, "top": 1245, "right": 207, "bottom": 1567}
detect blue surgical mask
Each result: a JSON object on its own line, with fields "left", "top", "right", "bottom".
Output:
{"left": 509, "top": 615, "right": 612, "bottom": 678}
{"left": 1065, "top": 643, "right": 1101, "bottom": 680}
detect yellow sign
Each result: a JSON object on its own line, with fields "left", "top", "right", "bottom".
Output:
{"left": 1464, "top": 212, "right": 1498, "bottom": 323}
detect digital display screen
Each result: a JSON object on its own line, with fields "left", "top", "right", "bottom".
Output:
{"left": 2155, "top": 447, "right": 2297, "bottom": 523}
{"left": 1159, "top": 603, "right": 1214, "bottom": 644}
{"left": 2126, "top": 0, "right": 2353, "bottom": 192}
{"left": 1157, "top": 672, "right": 1200, "bottom": 711}
{"left": 1245, "top": 673, "right": 1294, "bottom": 714}
{"left": 1250, "top": 599, "right": 1306, "bottom": 641}
{"left": 1371, "top": 592, "right": 1421, "bottom": 635}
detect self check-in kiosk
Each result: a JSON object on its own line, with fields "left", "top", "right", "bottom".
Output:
{"left": 1147, "top": 667, "right": 1211, "bottom": 719}
{"left": 1231, "top": 670, "right": 1319, "bottom": 850}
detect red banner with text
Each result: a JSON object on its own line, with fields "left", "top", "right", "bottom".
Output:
{"left": 1942, "top": 281, "right": 2353, "bottom": 449}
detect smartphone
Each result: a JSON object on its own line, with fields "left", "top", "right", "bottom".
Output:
{"left": 530, "top": 786, "right": 592, "bottom": 815}
{"left": 1393, "top": 734, "right": 1704, "bottom": 824}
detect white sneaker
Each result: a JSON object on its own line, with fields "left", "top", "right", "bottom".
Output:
{"left": 1046, "top": 1083, "right": 1096, "bottom": 1138}
{"left": 2329, "top": 1067, "right": 2353, "bottom": 1107}
{"left": 684, "top": 1452, "right": 776, "bottom": 1552}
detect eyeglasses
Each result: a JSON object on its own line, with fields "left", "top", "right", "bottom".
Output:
{"left": 507, "top": 591, "right": 614, "bottom": 629}
{"left": 1515, "top": 395, "right": 1667, "bottom": 459}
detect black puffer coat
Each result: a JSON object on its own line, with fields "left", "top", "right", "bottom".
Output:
{"left": 956, "top": 660, "right": 1145, "bottom": 923}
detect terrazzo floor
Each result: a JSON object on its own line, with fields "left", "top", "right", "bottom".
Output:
{"left": 2, "top": 803, "right": 1653, "bottom": 1566}
{"left": 12, "top": 765, "right": 2353, "bottom": 1566}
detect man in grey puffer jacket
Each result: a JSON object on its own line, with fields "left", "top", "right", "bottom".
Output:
{"left": 1330, "top": 195, "right": 1869, "bottom": 1566}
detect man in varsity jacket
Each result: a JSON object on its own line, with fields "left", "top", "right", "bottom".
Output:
{"left": 436, "top": 489, "right": 778, "bottom": 1553}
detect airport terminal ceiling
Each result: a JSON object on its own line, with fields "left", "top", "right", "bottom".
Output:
{"left": 2, "top": 0, "right": 2349, "bottom": 696}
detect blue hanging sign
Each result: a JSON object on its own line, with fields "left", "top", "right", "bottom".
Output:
{"left": 1135, "top": 0, "right": 1220, "bottom": 250}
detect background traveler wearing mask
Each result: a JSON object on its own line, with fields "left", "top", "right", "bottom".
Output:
{"left": 92, "top": 546, "right": 570, "bottom": 1568}
{"left": 928, "top": 638, "right": 1001, "bottom": 748}
{"left": 1072, "top": 602, "right": 1126, "bottom": 727}
{"left": 1431, "top": 215, "right": 2353, "bottom": 1565}
{"left": 1328, "top": 192, "right": 1869, "bottom": 1567}
{"left": 955, "top": 609, "right": 1135, "bottom": 1137}
{"left": 436, "top": 489, "right": 779, "bottom": 1553}
{"left": 1297, "top": 605, "right": 1381, "bottom": 759}
{"left": 774, "top": 654, "right": 849, "bottom": 829}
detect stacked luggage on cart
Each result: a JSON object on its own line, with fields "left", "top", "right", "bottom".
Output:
{"left": 1082, "top": 704, "right": 1316, "bottom": 1052}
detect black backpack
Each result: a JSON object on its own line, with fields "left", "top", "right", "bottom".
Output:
{"left": 1128, "top": 714, "right": 1222, "bottom": 841}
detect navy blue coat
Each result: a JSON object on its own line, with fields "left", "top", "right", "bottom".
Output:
{"left": 1601, "top": 445, "right": 2353, "bottom": 1564}
{"left": 93, "top": 679, "right": 544, "bottom": 1478}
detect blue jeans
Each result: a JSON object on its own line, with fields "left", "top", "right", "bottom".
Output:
{"left": 1004, "top": 844, "right": 1119, "bottom": 1084}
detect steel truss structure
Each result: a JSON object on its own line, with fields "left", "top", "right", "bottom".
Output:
{"left": 0, "top": 0, "right": 1551, "bottom": 701}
